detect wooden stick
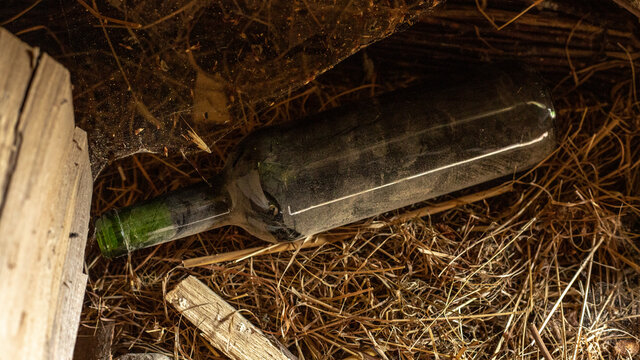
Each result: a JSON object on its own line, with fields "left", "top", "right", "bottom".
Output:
{"left": 166, "top": 276, "right": 297, "bottom": 360}
{"left": 183, "top": 183, "right": 513, "bottom": 268}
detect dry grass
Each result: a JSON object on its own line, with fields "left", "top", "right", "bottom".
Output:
{"left": 3, "top": 0, "right": 640, "bottom": 359}
{"left": 85, "top": 1, "right": 640, "bottom": 359}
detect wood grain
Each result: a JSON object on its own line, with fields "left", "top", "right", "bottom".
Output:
{"left": 167, "top": 276, "right": 297, "bottom": 360}
{"left": 49, "top": 128, "right": 92, "bottom": 360}
{"left": 0, "top": 28, "right": 39, "bottom": 207}
{"left": 0, "top": 28, "right": 92, "bottom": 360}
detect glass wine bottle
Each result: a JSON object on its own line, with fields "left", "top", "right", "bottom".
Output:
{"left": 95, "top": 65, "right": 556, "bottom": 258}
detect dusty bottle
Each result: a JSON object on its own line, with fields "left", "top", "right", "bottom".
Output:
{"left": 96, "top": 66, "right": 556, "bottom": 258}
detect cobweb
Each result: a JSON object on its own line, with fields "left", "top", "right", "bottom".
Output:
{"left": 13, "top": 0, "right": 439, "bottom": 176}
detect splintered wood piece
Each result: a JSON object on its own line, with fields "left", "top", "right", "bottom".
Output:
{"left": 166, "top": 276, "right": 297, "bottom": 360}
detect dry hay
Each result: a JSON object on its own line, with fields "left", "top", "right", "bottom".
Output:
{"left": 87, "top": 1, "right": 640, "bottom": 359}
{"left": 3, "top": 0, "right": 640, "bottom": 359}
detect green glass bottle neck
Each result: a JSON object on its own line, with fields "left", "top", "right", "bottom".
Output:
{"left": 95, "top": 179, "right": 233, "bottom": 258}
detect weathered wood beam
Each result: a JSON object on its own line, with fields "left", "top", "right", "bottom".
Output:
{"left": 0, "top": 27, "right": 92, "bottom": 360}
{"left": 167, "top": 276, "right": 297, "bottom": 360}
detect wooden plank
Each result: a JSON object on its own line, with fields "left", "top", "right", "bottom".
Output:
{"left": 0, "top": 28, "right": 39, "bottom": 206}
{"left": 0, "top": 28, "right": 79, "bottom": 359}
{"left": 49, "top": 128, "right": 92, "bottom": 360}
{"left": 167, "top": 276, "right": 297, "bottom": 360}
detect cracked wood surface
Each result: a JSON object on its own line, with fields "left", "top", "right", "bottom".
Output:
{"left": 0, "top": 28, "right": 92, "bottom": 360}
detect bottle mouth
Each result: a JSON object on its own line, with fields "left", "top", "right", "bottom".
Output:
{"left": 95, "top": 209, "right": 129, "bottom": 258}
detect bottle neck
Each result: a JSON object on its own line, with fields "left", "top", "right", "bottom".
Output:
{"left": 96, "top": 176, "right": 232, "bottom": 258}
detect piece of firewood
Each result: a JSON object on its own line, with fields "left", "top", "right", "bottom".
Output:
{"left": 166, "top": 276, "right": 297, "bottom": 360}
{"left": 0, "top": 28, "right": 92, "bottom": 360}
